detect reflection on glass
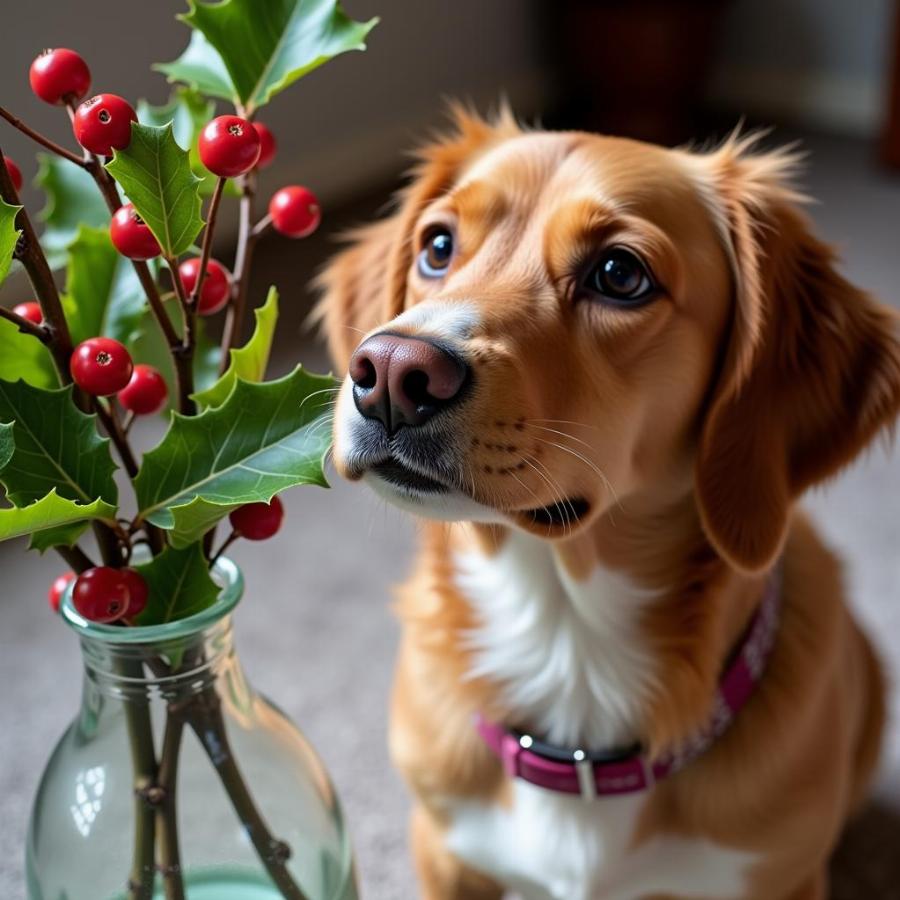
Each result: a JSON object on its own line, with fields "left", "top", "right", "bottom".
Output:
{"left": 69, "top": 765, "right": 105, "bottom": 837}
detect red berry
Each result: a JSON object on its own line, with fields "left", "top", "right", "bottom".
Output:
{"left": 29, "top": 48, "right": 91, "bottom": 105}
{"left": 72, "top": 567, "right": 131, "bottom": 623}
{"left": 178, "top": 257, "right": 231, "bottom": 315}
{"left": 117, "top": 364, "right": 168, "bottom": 415}
{"left": 120, "top": 568, "right": 149, "bottom": 619}
{"left": 73, "top": 93, "right": 136, "bottom": 157}
{"left": 229, "top": 495, "right": 285, "bottom": 541}
{"left": 12, "top": 302, "right": 42, "bottom": 325}
{"left": 198, "top": 116, "right": 260, "bottom": 178}
{"left": 253, "top": 122, "right": 276, "bottom": 169}
{"left": 269, "top": 186, "right": 321, "bottom": 238}
{"left": 48, "top": 571, "right": 75, "bottom": 613}
{"left": 3, "top": 156, "right": 23, "bottom": 193}
{"left": 110, "top": 204, "right": 161, "bottom": 260}
{"left": 70, "top": 337, "right": 133, "bottom": 396}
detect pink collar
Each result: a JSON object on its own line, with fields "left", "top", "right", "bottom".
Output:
{"left": 475, "top": 569, "right": 781, "bottom": 799}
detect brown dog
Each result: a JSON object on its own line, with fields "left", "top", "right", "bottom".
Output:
{"left": 317, "top": 109, "right": 900, "bottom": 900}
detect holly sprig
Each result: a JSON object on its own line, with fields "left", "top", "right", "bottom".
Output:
{"left": 0, "top": 2, "right": 371, "bottom": 624}
{"left": 1, "top": 4, "right": 375, "bottom": 898}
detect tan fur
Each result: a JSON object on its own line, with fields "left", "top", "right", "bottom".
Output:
{"left": 318, "top": 110, "right": 900, "bottom": 899}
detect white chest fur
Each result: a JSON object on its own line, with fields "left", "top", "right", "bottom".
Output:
{"left": 446, "top": 532, "right": 755, "bottom": 900}
{"left": 445, "top": 780, "right": 755, "bottom": 900}
{"left": 455, "top": 530, "right": 658, "bottom": 749}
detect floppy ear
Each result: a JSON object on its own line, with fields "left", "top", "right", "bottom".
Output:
{"left": 313, "top": 106, "right": 519, "bottom": 370}
{"left": 695, "top": 136, "right": 900, "bottom": 572}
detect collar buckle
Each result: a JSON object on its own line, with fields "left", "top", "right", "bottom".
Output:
{"left": 573, "top": 749, "right": 597, "bottom": 801}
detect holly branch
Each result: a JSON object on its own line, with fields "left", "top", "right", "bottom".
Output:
{"left": 0, "top": 301, "right": 49, "bottom": 341}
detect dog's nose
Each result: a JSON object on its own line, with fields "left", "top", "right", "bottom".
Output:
{"left": 349, "top": 334, "right": 468, "bottom": 432}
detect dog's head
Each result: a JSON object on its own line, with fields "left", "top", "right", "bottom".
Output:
{"left": 318, "top": 109, "right": 900, "bottom": 572}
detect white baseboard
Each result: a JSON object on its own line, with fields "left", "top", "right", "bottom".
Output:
{"left": 709, "top": 65, "right": 886, "bottom": 136}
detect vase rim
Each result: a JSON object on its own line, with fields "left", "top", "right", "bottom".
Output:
{"left": 60, "top": 556, "right": 243, "bottom": 644}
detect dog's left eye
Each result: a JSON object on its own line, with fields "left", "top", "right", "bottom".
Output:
{"left": 583, "top": 248, "right": 655, "bottom": 305}
{"left": 418, "top": 229, "right": 454, "bottom": 278}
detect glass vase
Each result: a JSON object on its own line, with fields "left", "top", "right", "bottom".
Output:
{"left": 25, "top": 558, "right": 357, "bottom": 900}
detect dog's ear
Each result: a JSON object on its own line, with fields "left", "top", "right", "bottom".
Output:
{"left": 694, "top": 135, "right": 900, "bottom": 572}
{"left": 314, "top": 106, "right": 519, "bottom": 370}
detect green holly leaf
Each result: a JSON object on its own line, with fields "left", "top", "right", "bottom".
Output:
{"left": 0, "top": 199, "right": 21, "bottom": 286}
{"left": 157, "top": 0, "right": 378, "bottom": 114}
{"left": 137, "top": 88, "right": 236, "bottom": 197}
{"left": 192, "top": 286, "right": 278, "bottom": 410}
{"left": 0, "top": 422, "right": 99, "bottom": 554}
{"left": 61, "top": 226, "right": 149, "bottom": 346}
{"left": 0, "top": 380, "right": 118, "bottom": 507}
{"left": 0, "top": 318, "right": 57, "bottom": 389}
{"left": 35, "top": 154, "right": 109, "bottom": 270}
{"left": 134, "top": 542, "right": 220, "bottom": 626}
{"left": 137, "top": 88, "right": 214, "bottom": 155}
{"left": 28, "top": 520, "right": 93, "bottom": 554}
{"left": 106, "top": 123, "right": 204, "bottom": 258}
{"left": 166, "top": 496, "right": 234, "bottom": 548}
{"left": 155, "top": 30, "right": 234, "bottom": 103}
{"left": 0, "top": 490, "right": 116, "bottom": 544}
{"left": 135, "top": 366, "right": 334, "bottom": 544}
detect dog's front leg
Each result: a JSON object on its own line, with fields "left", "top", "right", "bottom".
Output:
{"left": 411, "top": 805, "right": 504, "bottom": 900}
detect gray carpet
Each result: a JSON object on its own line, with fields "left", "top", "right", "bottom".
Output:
{"left": 1, "top": 133, "right": 899, "bottom": 898}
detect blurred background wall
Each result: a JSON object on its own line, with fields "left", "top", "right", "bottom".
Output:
{"left": 712, "top": 0, "right": 894, "bottom": 135}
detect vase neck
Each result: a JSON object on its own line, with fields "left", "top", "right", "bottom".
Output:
{"left": 79, "top": 614, "right": 245, "bottom": 701}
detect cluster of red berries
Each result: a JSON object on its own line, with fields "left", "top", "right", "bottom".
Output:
{"left": 17, "top": 48, "right": 321, "bottom": 277}
{"left": 22, "top": 48, "right": 297, "bottom": 624}
{"left": 46, "top": 496, "right": 283, "bottom": 622}
{"left": 11, "top": 48, "right": 326, "bottom": 407}
{"left": 67, "top": 336, "right": 166, "bottom": 413}
{"left": 106, "top": 113, "right": 320, "bottom": 267}
{"left": 48, "top": 566, "right": 147, "bottom": 623}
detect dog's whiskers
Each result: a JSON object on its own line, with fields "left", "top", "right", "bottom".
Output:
{"left": 532, "top": 436, "right": 621, "bottom": 511}
{"left": 520, "top": 453, "right": 578, "bottom": 536}
{"left": 527, "top": 417, "right": 600, "bottom": 433}
{"left": 298, "top": 386, "right": 342, "bottom": 416}
{"left": 305, "top": 413, "right": 336, "bottom": 444}
{"left": 506, "top": 459, "right": 544, "bottom": 511}
{"left": 520, "top": 422, "right": 597, "bottom": 453}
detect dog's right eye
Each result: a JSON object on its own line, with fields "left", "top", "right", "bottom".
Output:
{"left": 581, "top": 247, "right": 656, "bottom": 307}
{"left": 418, "top": 229, "right": 454, "bottom": 278}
